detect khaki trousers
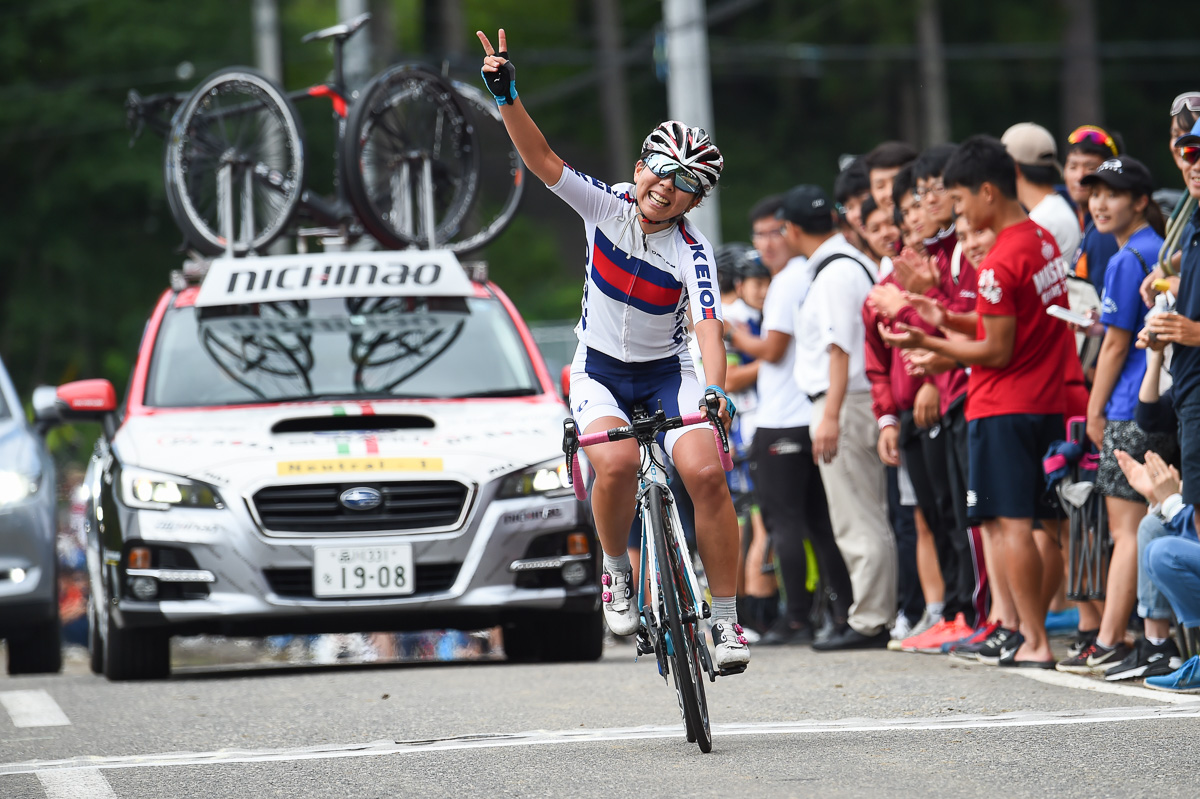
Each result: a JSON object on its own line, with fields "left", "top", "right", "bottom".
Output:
{"left": 812, "top": 391, "right": 898, "bottom": 635}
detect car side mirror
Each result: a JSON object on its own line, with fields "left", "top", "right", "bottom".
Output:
{"left": 55, "top": 379, "right": 118, "bottom": 419}
{"left": 560, "top": 366, "right": 571, "bottom": 403}
{"left": 32, "top": 386, "right": 61, "bottom": 431}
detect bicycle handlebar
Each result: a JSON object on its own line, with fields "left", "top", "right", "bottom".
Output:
{"left": 563, "top": 392, "right": 734, "bottom": 501}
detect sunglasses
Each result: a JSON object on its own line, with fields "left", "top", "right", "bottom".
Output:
{"left": 1171, "top": 92, "right": 1200, "bottom": 116}
{"left": 1181, "top": 146, "right": 1200, "bottom": 166}
{"left": 642, "top": 152, "right": 702, "bottom": 194}
{"left": 1067, "top": 125, "right": 1119, "bottom": 157}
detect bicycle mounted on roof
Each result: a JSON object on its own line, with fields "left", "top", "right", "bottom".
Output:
{"left": 126, "top": 13, "right": 524, "bottom": 256}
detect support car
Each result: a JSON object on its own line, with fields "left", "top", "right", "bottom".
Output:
{"left": 36, "top": 250, "right": 599, "bottom": 680}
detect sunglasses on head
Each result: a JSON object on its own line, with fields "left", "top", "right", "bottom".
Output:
{"left": 642, "top": 152, "right": 703, "bottom": 194}
{"left": 1067, "top": 125, "right": 1119, "bottom": 157}
{"left": 1181, "top": 146, "right": 1200, "bottom": 166}
{"left": 1172, "top": 93, "right": 1200, "bottom": 116}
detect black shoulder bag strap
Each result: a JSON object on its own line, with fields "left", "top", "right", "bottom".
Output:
{"left": 812, "top": 252, "right": 876, "bottom": 286}
{"left": 1128, "top": 247, "right": 1151, "bottom": 277}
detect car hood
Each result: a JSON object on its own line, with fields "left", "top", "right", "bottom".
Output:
{"left": 112, "top": 399, "right": 569, "bottom": 487}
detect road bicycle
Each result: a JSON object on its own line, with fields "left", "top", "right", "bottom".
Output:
{"left": 562, "top": 390, "right": 737, "bottom": 753}
{"left": 126, "top": 13, "right": 523, "bottom": 256}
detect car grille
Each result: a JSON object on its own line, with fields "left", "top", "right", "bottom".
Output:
{"left": 252, "top": 481, "right": 470, "bottom": 534}
{"left": 264, "top": 563, "right": 461, "bottom": 599}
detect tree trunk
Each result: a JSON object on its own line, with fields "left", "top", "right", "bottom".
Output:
{"left": 915, "top": 0, "right": 949, "bottom": 146}
{"left": 592, "top": 0, "right": 632, "bottom": 178}
{"left": 1060, "top": 0, "right": 1102, "bottom": 135}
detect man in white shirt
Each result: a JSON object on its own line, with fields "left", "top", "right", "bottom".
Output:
{"left": 728, "top": 195, "right": 853, "bottom": 645}
{"left": 1002, "top": 122, "right": 1082, "bottom": 261}
{"left": 785, "top": 185, "right": 898, "bottom": 650}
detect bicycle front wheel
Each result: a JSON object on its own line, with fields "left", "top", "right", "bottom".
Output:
{"left": 648, "top": 484, "right": 712, "bottom": 753}
{"left": 164, "top": 67, "right": 305, "bottom": 255}
{"left": 342, "top": 64, "right": 478, "bottom": 250}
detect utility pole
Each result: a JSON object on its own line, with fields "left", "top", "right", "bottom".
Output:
{"left": 252, "top": 0, "right": 282, "bottom": 83}
{"left": 593, "top": 0, "right": 632, "bottom": 179}
{"left": 338, "top": 0, "right": 372, "bottom": 91}
{"left": 662, "top": 0, "right": 721, "bottom": 245}
{"left": 1060, "top": 0, "right": 1103, "bottom": 135}
{"left": 915, "top": 0, "right": 950, "bottom": 146}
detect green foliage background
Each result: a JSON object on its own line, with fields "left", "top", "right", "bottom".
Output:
{"left": 0, "top": 0, "right": 1193, "bottom": 441}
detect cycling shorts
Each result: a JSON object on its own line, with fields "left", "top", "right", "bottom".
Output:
{"left": 569, "top": 345, "right": 703, "bottom": 459}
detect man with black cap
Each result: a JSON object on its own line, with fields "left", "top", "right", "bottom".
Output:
{"left": 784, "top": 184, "right": 898, "bottom": 650}
{"left": 728, "top": 195, "right": 853, "bottom": 645}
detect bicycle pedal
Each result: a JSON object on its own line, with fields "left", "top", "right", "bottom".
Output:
{"left": 717, "top": 664, "right": 748, "bottom": 677}
{"left": 635, "top": 633, "right": 654, "bottom": 656}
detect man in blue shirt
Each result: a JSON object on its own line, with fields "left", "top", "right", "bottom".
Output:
{"left": 1141, "top": 119, "right": 1200, "bottom": 537}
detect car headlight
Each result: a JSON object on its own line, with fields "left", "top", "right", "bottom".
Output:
{"left": 497, "top": 458, "right": 573, "bottom": 499}
{"left": 0, "top": 471, "right": 38, "bottom": 506}
{"left": 120, "top": 467, "right": 224, "bottom": 511}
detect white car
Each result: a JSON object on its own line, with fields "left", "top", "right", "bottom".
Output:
{"left": 37, "top": 251, "right": 599, "bottom": 680}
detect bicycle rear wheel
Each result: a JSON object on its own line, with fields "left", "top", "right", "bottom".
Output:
{"left": 342, "top": 64, "right": 478, "bottom": 250}
{"left": 164, "top": 67, "right": 305, "bottom": 255}
{"left": 648, "top": 484, "right": 712, "bottom": 753}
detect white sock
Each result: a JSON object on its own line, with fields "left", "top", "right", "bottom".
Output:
{"left": 602, "top": 552, "right": 631, "bottom": 576}
{"left": 711, "top": 596, "right": 738, "bottom": 624}
{"left": 1148, "top": 636, "right": 1169, "bottom": 647}
{"left": 926, "top": 602, "right": 945, "bottom": 621}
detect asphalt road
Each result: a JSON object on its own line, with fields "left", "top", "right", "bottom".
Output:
{"left": 2, "top": 636, "right": 1199, "bottom": 798}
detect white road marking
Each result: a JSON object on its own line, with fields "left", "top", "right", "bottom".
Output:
{"left": 37, "top": 768, "right": 117, "bottom": 799}
{"left": 1014, "top": 668, "right": 1200, "bottom": 704}
{"left": 2, "top": 704, "right": 1199, "bottom": 777}
{"left": 0, "top": 690, "right": 70, "bottom": 728}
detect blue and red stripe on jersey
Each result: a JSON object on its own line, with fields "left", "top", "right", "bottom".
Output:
{"left": 590, "top": 230, "right": 683, "bottom": 316}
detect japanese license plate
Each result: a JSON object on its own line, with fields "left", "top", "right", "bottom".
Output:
{"left": 313, "top": 545, "right": 415, "bottom": 598}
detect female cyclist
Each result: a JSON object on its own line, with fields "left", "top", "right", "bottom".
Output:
{"left": 478, "top": 29, "right": 749, "bottom": 671}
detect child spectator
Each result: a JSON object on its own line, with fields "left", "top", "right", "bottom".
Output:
{"left": 1057, "top": 156, "right": 1175, "bottom": 675}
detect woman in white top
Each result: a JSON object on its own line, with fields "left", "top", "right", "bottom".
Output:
{"left": 478, "top": 29, "right": 748, "bottom": 670}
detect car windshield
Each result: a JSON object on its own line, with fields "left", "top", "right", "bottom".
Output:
{"left": 143, "top": 295, "right": 541, "bottom": 407}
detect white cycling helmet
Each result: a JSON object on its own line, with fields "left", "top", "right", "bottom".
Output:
{"left": 641, "top": 121, "right": 723, "bottom": 195}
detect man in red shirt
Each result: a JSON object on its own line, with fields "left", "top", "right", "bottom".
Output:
{"left": 883, "top": 135, "right": 1075, "bottom": 669}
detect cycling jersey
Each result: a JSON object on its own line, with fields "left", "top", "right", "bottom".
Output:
{"left": 549, "top": 163, "right": 722, "bottom": 365}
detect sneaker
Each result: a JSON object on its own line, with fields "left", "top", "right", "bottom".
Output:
{"left": 600, "top": 565, "right": 638, "bottom": 636}
{"left": 1044, "top": 606, "right": 1080, "bottom": 634}
{"left": 758, "top": 618, "right": 813, "bottom": 646}
{"left": 946, "top": 620, "right": 1001, "bottom": 658}
{"left": 1056, "top": 642, "right": 1099, "bottom": 674}
{"left": 890, "top": 612, "right": 913, "bottom": 642}
{"left": 1105, "top": 638, "right": 1183, "bottom": 682}
{"left": 1145, "top": 655, "right": 1200, "bottom": 693}
{"left": 905, "top": 608, "right": 941, "bottom": 642}
{"left": 1066, "top": 628, "right": 1098, "bottom": 659}
{"left": 900, "top": 614, "right": 976, "bottom": 654}
{"left": 1085, "top": 641, "right": 1132, "bottom": 673}
{"left": 711, "top": 619, "right": 750, "bottom": 672}
{"left": 976, "top": 627, "right": 1023, "bottom": 665}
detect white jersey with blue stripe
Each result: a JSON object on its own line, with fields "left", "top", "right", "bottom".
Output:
{"left": 548, "top": 163, "right": 722, "bottom": 365}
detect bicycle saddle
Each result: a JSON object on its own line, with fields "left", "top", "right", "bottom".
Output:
{"left": 301, "top": 12, "right": 371, "bottom": 44}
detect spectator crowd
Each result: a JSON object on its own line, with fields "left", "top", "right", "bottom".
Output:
{"left": 701, "top": 93, "right": 1200, "bottom": 691}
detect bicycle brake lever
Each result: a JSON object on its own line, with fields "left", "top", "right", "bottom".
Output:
{"left": 125, "top": 89, "right": 144, "bottom": 147}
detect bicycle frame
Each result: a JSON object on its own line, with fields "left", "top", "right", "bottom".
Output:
{"left": 634, "top": 448, "right": 714, "bottom": 682}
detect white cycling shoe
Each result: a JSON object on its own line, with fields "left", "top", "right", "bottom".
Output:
{"left": 711, "top": 619, "right": 750, "bottom": 672}
{"left": 601, "top": 565, "right": 638, "bottom": 636}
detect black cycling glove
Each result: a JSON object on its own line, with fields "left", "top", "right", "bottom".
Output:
{"left": 481, "top": 51, "right": 518, "bottom": 106}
